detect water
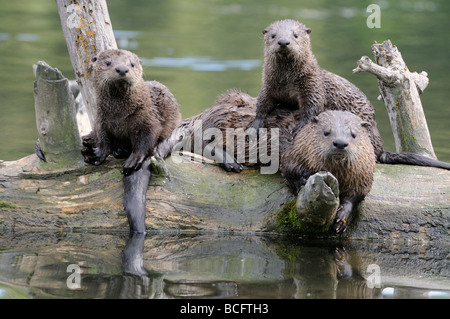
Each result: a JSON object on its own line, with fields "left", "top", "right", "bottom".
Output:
{"left": 0, "top": 231, "right": 448, "bottom": 299}
{"left": 0, "top": 0, "right": 449, "bottom": 161}
{"left": 0, "top": 0, "right": 449, "bottom": 300}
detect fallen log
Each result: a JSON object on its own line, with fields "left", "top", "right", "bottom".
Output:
{"left": 0, "top": 153, "right": 448, "bottom": 244}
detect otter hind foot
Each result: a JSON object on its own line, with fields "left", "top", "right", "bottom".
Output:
{"left": 247, "top": 118, "right": 264, "bottom": 132}
{"left": 220, "top": 161, "right": 243, "bottom": 173}
{"left": 246, "top": 118, "right": 264, "bottom": 142}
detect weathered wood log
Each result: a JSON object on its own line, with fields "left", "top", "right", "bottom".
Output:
{"left": 0, "top": 154, "right": 448, "bottom": 244}
{"left": 56, "top": 0, "right": 117, "bottom": 127}
{"left": 33, "top": 61, "right": 83, "bottom": 168}
{"left": 295, "top": 171, "right": 339, "bottom": 230}
{"left": 353, "top": 40, "right": 436, "bottom": 159}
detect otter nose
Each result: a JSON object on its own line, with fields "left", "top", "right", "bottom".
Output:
{"left": 333, "top": 140, "right": 349, "bottom": 150}
{"left": 115, "top": 66, "right": 129, "bottom": 76}
{"left": 278, "top": 39, "right": 290, "bottom": 47}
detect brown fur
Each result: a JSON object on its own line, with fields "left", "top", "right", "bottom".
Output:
{"left": 164, "top": 89, "right": 301, "bottom": 171}
{"left": 157, "top": 90, "right": 376, "bottom": 232}
{"left": 281, "top": 110, "right": 376, "bottom": 232}
{"left": 82, "top": 49, "right": 181, "bottom": 175}
{"left": 247, "top": 19, "right": 385, "bottom": 160}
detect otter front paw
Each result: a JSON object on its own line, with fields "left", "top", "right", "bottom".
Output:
{"left": 334, "top": 204, "right": 352, "bottom": 233}
{"left": 81, "top": 136, "right": 107, "bottom": 166}
{"left": 81, "top": 135, "right": 96, "bottom": 159}
{"left": 123, "top": 152, "right": 146, "bottom": 176}
{"left": 92, "top": 147, "right": 108, "bottom": 166}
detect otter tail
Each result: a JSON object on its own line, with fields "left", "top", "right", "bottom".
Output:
{"left": 123, "top": 157, "right": 152, "bottom": 234}
{"left": 379, "top": 151, "right": 450, "bottom": 170}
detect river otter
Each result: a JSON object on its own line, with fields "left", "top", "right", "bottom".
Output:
{"left": 82, "top": 49, "right": 181, "bottom": 176}
{"left": 81, "top": 49, "right": 181, "bottom": 233}
{"left": 155, "top": 89, "right": 301, "bottom": 173}
{"left": 246, "top": 19, "right": 450, "bottom": 170}
{"left": 280, "top": 110, "right": 376, "bottom": 233}
{"left": 156, "top": 91, "right": 375, "bottom": 232}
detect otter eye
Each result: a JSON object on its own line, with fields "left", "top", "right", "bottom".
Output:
{"left": 271, "top": 34, "right": 276, "bottom": 39}
{"left": 351, "top": 132, "right": 357, "bottom": 139}
{"left": 131, "top": 63, "right": 135, "bottom": 68}
{"left": 324, "top": 130, "right": 331, "bottom": 137}
{"left": 105, "top": 61, "right": 111, "bottom": 66}
{"left": 293, "top": 33, "right": 299, "bottom": 39}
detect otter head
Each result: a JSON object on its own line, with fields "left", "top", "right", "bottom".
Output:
{"left": 311, "top": 111, "right": 371, "bottom": 161}
{"left": 262, "top": 19, "right": 312, "bottom": 60}
{"left": 92, "top": 49, "right": 143, "bottom": 89}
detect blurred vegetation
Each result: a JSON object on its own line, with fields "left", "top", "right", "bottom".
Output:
{"left": 0, "top": 0, "right": 448, "bottom": 161}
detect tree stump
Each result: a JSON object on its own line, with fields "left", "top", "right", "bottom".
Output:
{"left": 353, "top": 40, "right": 436, "bottom": 159}
{"left": 33, "top": 61, "right": 83, "bottom": 168}
{"left": 56, "top": 0, "right": 117, "bottom": 128}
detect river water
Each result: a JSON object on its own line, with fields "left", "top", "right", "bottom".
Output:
{"left": 0, "top": 0, "right": 449, "bottom": 161}
{"left": 0, "top": 231, "right": 449, "bottom": 299}
{"left": 0, "top": 0, "right": 449, "bottom": 300}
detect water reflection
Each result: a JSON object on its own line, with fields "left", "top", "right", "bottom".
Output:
{"left": 0, "top": 231, "right": 448, "bottom": 299}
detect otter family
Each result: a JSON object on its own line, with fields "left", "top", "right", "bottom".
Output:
{"left": 79, "top": 19, "right": 450, "bottom": 234}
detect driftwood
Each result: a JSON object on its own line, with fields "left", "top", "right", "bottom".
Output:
{"left": 0, "top": 152, "right": 449, "bottom": 244}
{"left": 353, "top": 40, "right": 436, "bottom": 159}
{"left": 56, "top": 0, "right": 117, "bottom": 128}
{"left": 33, "top": 61, "right": 83, "bottom": 168}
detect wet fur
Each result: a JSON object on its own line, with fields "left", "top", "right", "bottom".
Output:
{"left": 156, "top": 89, "right": 302, "bottom": 172}
{"left": 83, "top": 49, "right": 181, "bottom": 176}
{"left": 82, "top": 49, "right": 181, "bottom": 233}
{"left": 281, "top": 111, "right": 376, "bottom": 232}
{"left": 248, "top": 19, "right": 450, "bottom": 170}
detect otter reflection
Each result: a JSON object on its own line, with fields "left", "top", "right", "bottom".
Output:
{"left": 119, "top": 234, "right": 381, "bottom": 299}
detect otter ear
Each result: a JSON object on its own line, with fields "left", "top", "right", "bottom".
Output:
{"left": 139, "top": 59, "right": 142, "bottom": 65}
{"left": 262, "top": 28, "right": 268, "bottom": 35}
{"left": 92, "top": 55, "right": 98, "bottom": 63}
{"left": 305, "top": 28, "right": 312, "bottom": 34}
{"left": 360, "top": 121, "right": 371, "bottom": 128}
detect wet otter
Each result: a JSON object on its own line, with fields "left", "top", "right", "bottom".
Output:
{"left": 246, "top": 19, "right": 450, "bottom": 170}
{"left": 81, "top": 49, "right": 181, "bottom": 233}
{"left": 156, "top": 91, "right": 375, "bottom": 232}
{"left": 82, "top": 49, "right": 181, "bottom": 176}
{"left": 280, "top": 111, "right": 376, "bottom": 233}
{"left": 156, "top": 89, "right": 301, "bottom": 173}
